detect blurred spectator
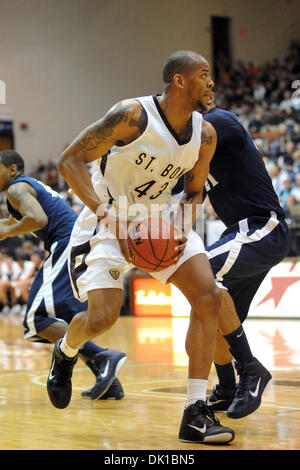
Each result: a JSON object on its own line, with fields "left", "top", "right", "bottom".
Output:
{"left": 253, "top": 82, "right": 266, "bottom": 101}
{"left": 269, "top": 165, "right": 289, "bottom": 194}
{"left": 0, "top": 250, "right": 22, "bottom": 314}
{"left": 279, "top": 90, "right": 298, "bottom": 111}
{"left": 277, "top": 140, "right": 296, "bottom": 181}
{"left": 291, "top": 172, "right": 300, "bottom": 203}
{"left": 9, "top": 255, "right": 35, "bottom": 315}
{"left": 0, "top": 252, "right": 11, "bottom": 314}
{"left": 277, "top": 178, "right": 294, "bottom": 212}
{"left": 262, "top": 156, "right": 276, "bottom": 173}
{"left": 293, "top": 147, "right": 300, "bottom": 173}
{"left": 0, "top": 243, "right": 46, "bottom": 315}
{"left": 30, "top": 250, "right": 44, "bottom": 271}
{"left": 45, "top": 161, "right": 60, "bottom": 191}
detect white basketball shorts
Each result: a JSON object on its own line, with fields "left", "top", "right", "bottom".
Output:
{"left": 69, "top": 206, "right": 207, "bottom": 302}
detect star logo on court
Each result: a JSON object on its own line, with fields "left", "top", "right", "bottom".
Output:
{"left": 256, "top": 276, "right": 300, "bottom": 308}
{"left": 260, "top": 329, "right": 296, "bottom": 367}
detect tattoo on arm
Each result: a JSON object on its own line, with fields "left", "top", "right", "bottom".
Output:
{"left": 183, "top": 172, "right": 195, "bottom": 199}
{"left": 76, "top": 103, "right": 129, "bottom": 152}
{"left": 76, "top": 101, "right": 147, "bottom": 152}
{"left": 7, "top": 184, "right": 25, "bottom": 210}
{"left": 201, "top": 129, "right": 213, "bottom": 146}
{"left": 116, "top": 108, "right": 147, "bottom": 147}
{"left": 129, "top": 108, "right": 147, "bottom": 134}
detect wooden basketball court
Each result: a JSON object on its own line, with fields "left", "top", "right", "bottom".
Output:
{"left": 0, "top": 314, "right": 300, "bottom": 451}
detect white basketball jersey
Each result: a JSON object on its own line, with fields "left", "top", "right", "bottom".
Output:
{"left": 91, "top": 95, "right": 202, "bottom": 216}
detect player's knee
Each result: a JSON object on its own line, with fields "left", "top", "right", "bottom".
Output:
{"left": 87, "top": 305, "right": 119, "bottom": 335}
{"left": 191, "top": 284, "right": 221, "bottom": 321}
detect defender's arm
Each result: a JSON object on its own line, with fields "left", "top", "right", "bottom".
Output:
{"left": 0, "top": 182, "right": 48, "bottom": 240}
{"left": 177, "top": 121, "right": 217, "bottom": 232}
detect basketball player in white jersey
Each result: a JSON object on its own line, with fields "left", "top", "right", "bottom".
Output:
{"left": 47, "top": 50, "right": 256, "bottom": 444}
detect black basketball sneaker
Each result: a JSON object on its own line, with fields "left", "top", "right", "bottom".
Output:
{"left": 85, "top": 349, "right": 127, "bottom": 400}
{"left": 206, "top": 384, "right": 237, "bottom": 412}
{"left": 47, "top": 339, "right": 78, "bottom": 409}
{"left": 227, "top": 359, "right": 272, "bottom": 419}
{"left": 179, "top": 400, "right": 235, "bottom": 444}
{"left": 82, "top": 377, "right": 124, "bottom": 400}
{"left": 83, "top": 349, "right": 126, "bottom": 400}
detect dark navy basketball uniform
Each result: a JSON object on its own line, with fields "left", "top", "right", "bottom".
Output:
{"left": 202, "top": 107, "right": 290, "bottom": 321}
{"left": 7, "top": 175, "right": 88, "bottom": 342}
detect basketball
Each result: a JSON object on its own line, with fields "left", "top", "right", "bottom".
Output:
{"left": 128, "top": 217, "right": 180, "bottom": 272}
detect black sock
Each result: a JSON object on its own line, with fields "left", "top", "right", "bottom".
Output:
{"left": 85, "top": 359, "right": 100, "bottom": 376}
{"left": 80, "top": 342, "right": 107, "bottom": 376}
{"left": 215, "top": 362, "right": 236, "bottom": 389}
{"left": 80, "top": 341, "right": 106, "bottom": 358}
{"left": 223, "top": 325, "right": 255, "bottom": 365}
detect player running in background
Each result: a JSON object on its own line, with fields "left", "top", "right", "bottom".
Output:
{"left": 0, "top": 149, "right": 126, "bottom": 401}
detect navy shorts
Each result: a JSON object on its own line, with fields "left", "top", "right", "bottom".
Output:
{"left": 23, "top": 237, "right": 88, "bottom": 343}
{"left": 206, "top": 212, "right": 290, "bottom": 322}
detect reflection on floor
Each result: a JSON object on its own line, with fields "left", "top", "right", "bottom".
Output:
{"left": 134, "top": 316, "right": 300, "bottom": 371}
{"left": 0, "top": 315, "right": 300, "bottom": 450}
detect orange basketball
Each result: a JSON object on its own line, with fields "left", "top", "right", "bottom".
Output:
{"left": 128, "top": 217, "right": 180, "bottom": 272}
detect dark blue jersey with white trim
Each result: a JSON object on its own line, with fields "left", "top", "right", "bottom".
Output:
{"left": 203, "top": 107, "right": 285, "bottom": 227}
{"left": 7, "top": 175, "right": 77, "bottom": 250}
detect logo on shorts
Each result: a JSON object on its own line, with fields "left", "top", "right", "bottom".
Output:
{"left": 109, "top": 269, "right": 120, "bottom": 280}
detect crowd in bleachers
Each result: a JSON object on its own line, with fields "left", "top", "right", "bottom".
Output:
{"left": 29, "top": 160, "right": 85, "bottom": 215}
{"left": 205, "top": 40, "right": 300, "bottom": 257}
{"left": 211, "top": 40, "right": 300, "bottom": 216}
{"left": 0, "top": 40, "right": 299, "bottom": 315}
{"left": 0, "top": 242, "right": 44, "bottom": 315}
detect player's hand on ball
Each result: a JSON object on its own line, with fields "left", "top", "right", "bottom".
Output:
{"left": 96, "top": 204, "right": 133, "bottom": 262}
{"left": 174, "top": 231, "right": 187, "bottom": 263}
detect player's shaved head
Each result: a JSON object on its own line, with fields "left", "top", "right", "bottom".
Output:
{"left": 0, "top": 150, "right": 24, "bottom": 173}
{"left": 162, "top": 50, "right": 207, "bottom": 85}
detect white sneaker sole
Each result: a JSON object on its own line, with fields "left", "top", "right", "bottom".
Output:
{"left": 180, "top": 432, "right": 234, "bottom": 444}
